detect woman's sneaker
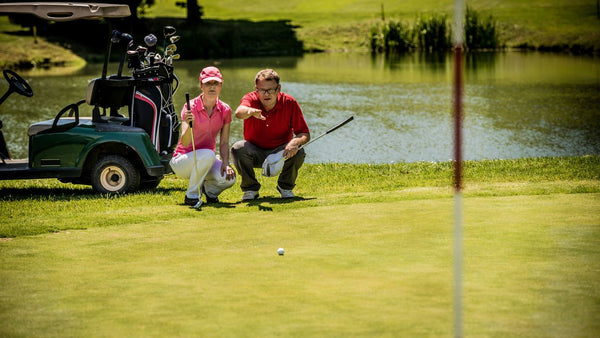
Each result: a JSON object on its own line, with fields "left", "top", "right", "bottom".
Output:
{"left": 184, "top": 196, "right": 200, "bottom": 206}
{"left": 202, "top": 186, "right": 219, "bottom": 204}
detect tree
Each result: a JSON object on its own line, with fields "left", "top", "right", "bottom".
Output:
{"left": 176, "top": 0, "right": 203, "bottom": 24}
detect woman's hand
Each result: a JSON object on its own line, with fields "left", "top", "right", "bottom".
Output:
{"left": 184, "top": 110, "right": 194, "bottom": 125}
{"left": 221, "top": 163, "right": 236, "bottom": 181}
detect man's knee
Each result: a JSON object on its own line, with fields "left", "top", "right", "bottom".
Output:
{"left": 291, "top": 148, "right": 306, "bottom": 166}
{"left": 231, "top": 140, "right": 247, "bottom": 154}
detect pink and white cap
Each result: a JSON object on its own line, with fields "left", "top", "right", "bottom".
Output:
{"left": 199, "top": 66, "right": 223, "bottom": 84}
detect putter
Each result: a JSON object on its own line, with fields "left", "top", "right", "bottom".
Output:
{"left": 263, "top": 115, "right": 355, "bottom": 176}
{"left": 186, "top": 92, "right": 202, "bottom": 209}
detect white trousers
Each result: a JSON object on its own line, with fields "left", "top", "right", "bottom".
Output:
{"left": 170, "top": 149, "right": 236, "bottom": 199}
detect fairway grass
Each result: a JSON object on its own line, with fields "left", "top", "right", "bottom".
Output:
{"left": 1, "top": 194, "right": 599, "bottom": 336}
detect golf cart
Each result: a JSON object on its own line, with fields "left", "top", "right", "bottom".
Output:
{"left": 0, "top": 2, "right": 181, "bottom": 194}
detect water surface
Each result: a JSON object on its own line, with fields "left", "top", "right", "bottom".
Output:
{"left": 1, "top": 52, "right": 598, "bottom": 163}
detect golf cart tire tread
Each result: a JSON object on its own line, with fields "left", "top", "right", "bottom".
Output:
{"left": 91, "top": 155, "right": 140, "bottom": 194}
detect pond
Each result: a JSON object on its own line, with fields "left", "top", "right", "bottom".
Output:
{"left": 1, "top": 52, "right": 598, "bottom": 163}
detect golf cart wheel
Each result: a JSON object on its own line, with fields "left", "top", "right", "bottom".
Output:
{"left": 91, "top": 155, "right": 140, "bottom": 194}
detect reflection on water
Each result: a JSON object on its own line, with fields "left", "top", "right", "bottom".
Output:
{"left": 1, "top": 52, "right": 599, "bottom": 163}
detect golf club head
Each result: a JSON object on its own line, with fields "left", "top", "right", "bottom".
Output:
{"left": 163, "top": 26, "right": 176, "bottom": 37}
{"left": 111, "top": 30, "right": 132, "bottom": 44}
{"left": 169, "top": 35, "right": 180, "bottom": 43}
{"left": 144, "top": 34, "right": 157, "bottom": 47}
{"left": 261, "top": 150, "right": 285, "bottom": 177}
{"left": 166, "top": 44, "right": 177, "bottom": 52}
{"left": 127, "top": 50, "right": 141, "bottom": 69}
{"left": 136, "top": 46, "right": 148, "bottom": 58}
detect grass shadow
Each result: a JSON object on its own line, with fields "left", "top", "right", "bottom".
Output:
{"left": 0, "top": 185, "right": 181, "bottom": 202}
{"left": 244, "top": 196, "right": 317, "bottom": 212}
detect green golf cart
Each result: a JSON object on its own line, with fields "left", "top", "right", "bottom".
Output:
{"left": 0, "top": 2, "right": 181, "bottom": 194}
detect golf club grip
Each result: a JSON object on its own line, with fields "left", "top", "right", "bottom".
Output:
{"left": 326, "top": 115, "right": 354, "bottom": 134}
{"left": 185, "top": 92, "right": 191, "bottom": 127}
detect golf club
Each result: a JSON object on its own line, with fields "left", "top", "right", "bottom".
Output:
{"left": 127, "top": 50, "right": 141, "bottom": 69}
{"left": 186, "top": 92, "right": 202, "bottom": 209}
{"left": 112, "top": 30, "right": 133, "bottom": 78}
{"left": 135, "top": 46, "right": 148, "bottom": 67}
{"left": 163, "top": 26, "right": 176, "bottom": 57}
{"left": 144, "top": 33, "right": 157, "bottom": 66}
{"left": 144, "top": 33, "right": 157, "bottom": 51}
{"left": 262, "top": 115, "right": 355, "bottom": 177}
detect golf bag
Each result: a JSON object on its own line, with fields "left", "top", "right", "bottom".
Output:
{"left": 86, "top": 29, "right": 181, "bottom": 155}
{"left": 130, "top": 63, "right": 179, "bottom": 154}
{"left": 86, "top": 69, "right": 180, "bottom": 155}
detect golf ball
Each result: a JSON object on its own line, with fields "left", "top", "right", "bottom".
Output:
{"left": 278, "top": 248, "right": 284, "bottom": 255}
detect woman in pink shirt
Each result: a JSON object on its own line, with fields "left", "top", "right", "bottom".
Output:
{"left": 170, "top": 66, "right": 236, "bottom": 207}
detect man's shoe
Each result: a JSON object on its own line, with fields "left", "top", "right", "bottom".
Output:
{"left": 184, "top": 196, "right": 200, "bottom": 206}
{"left": 242, "top": 190, "right": 259, "bottom": 201}
{"left": 277, "top": 186, "right": 295, "bottom": 199}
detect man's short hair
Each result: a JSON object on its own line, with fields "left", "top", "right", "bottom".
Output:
{"left": 255, "top": 69, "right": 280, "bottom": 85}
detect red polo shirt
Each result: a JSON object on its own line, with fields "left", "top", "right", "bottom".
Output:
{"left": 240, "top": 91, "right": 309, "bottom": 149}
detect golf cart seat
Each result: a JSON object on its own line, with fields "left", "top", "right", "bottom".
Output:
{"left": 28, "top": 99, "right": 88, "bottom": 135}
{"left": 86, "top": 77, "right": 134, "bottom": 123}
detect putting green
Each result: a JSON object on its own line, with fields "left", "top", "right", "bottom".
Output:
{"left": 1, "top": 193, "right": 598, "bottom": 336}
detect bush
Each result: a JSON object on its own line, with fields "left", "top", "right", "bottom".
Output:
{"left": 414, "top": 14, "right": 450, "bottom": 52}
{"left": 370, "top": 19, "right": 413, "bottom": 53}
{"left": 464, "top": 6, "right": 498, "bottom": 50}
{"left": 370, "top": 7, "right": 499, "bottom": 53}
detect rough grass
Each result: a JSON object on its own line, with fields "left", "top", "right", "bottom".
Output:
{"left": 1, "top": 156, "right": 598, "bottom": 238}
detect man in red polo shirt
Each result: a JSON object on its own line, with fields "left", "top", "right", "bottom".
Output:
{"left": 231, "top": 69, "right": 310, "bottom": 201}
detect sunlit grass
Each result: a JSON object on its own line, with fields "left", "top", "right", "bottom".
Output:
{"left": 1, "top": 0, "right": 598, "bottom": 67}
{"left": 142, "top": 0, "right": 600, "bottom": 52}
{"left": 1, "top": 156, "right": 598, "bottom": 238}
{"left": 0, "top": 191, "right": 598, "bottom": 336}
{"left": 1, "top": 156, "right": 598, "bottom": 336}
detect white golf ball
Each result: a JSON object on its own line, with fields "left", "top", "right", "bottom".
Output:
{"left": 277, "top": 248, "right": 284, "bottom": 255}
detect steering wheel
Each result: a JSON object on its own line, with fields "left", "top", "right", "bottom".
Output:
{"left": 3, "top": 69, "right": 33, "bottom": 97}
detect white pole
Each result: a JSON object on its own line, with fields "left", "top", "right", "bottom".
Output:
{"left": 453, "top": 0, "right": 465, "bottom": 337}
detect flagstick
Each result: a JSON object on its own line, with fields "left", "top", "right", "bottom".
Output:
{"left": 453, "top": 0, "right": 465, "bottom": 337}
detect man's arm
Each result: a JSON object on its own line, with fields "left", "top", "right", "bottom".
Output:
{"left": 284, "top": 132, "right": 310, "bottom": 159}
{"left": 235, "top": 105, "right": 265, "bottom": 120}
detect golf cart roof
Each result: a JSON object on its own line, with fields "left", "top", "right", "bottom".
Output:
{"left": 0, "top": 2, "right": 130, "bottom": 21}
